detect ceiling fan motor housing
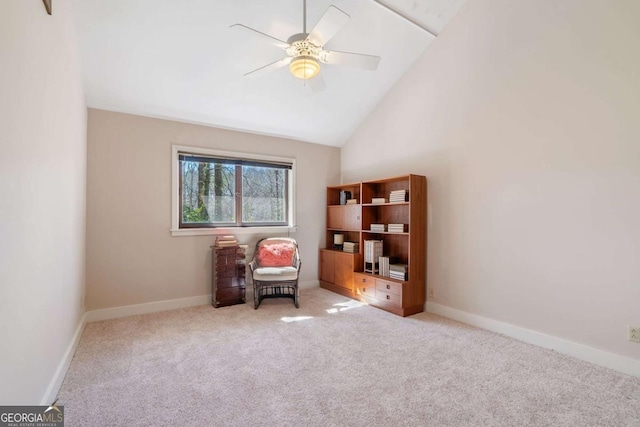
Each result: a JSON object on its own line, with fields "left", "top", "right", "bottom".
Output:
{"left": 286, "top": 33, "right": 322, "bottom": 79}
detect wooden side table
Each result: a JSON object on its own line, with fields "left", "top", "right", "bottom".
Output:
{"left": 211, "top": 245, "right": 247, "bottom": 307}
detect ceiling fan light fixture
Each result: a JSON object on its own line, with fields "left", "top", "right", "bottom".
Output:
{"left": 289, "top": 56, "right": 320, "bottom": 79}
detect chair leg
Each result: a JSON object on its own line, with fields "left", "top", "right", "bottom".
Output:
{"left": 295, "top": 283, "right": 299, "bottom": 308}
{"left": 254, "top": 283, "right": 259, "bottom": 309}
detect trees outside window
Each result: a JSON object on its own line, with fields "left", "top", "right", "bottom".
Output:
{"left": 179, "top": 153, "right": 290, "bottom": 228}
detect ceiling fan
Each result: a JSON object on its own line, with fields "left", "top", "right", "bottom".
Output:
{"left": 231, "top": 0, "right": 381, "bottom": 91}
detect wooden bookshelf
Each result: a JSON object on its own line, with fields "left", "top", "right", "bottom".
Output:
{"left": 319, "top": 175, "right": 427, "bottom": 317}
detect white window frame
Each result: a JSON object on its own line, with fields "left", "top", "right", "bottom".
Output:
{"left": 171, "top": 145, "right": 297, "bottom": 236}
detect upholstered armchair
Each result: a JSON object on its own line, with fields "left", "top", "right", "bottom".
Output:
{"left": 249, "top": 237, "right": 301, "bottom": 309}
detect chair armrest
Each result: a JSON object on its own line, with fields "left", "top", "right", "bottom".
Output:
{"left": 293, "top": 251, "right": 301, "bottom": 271}
{"left": 248, "top": 259, "right": 258, "bottom": 273}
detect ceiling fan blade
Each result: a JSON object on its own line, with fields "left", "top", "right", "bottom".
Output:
{"left": 306, "top": 74, "right": 326, "bottom": 93}
{"left": 320, "top": 50, "right": 381, "bottom": 71}
{"left": 307, "top": 6, "right": 350, "bottom": 47}
{"left": 230, "top": 24, "right": 290, "bottom": 49}
{"left": 244, "top": 57, "right": 292, "bottom": 78}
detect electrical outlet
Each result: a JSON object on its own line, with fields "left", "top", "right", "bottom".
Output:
{"left": 629, "top": 326, "right": 640, "bottom": 343}
{"left": 428, "top": 288, "right": 435, "bottom": 300}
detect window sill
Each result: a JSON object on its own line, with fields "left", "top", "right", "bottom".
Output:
{"left": 170, "top": 226, "right": 298, "bottom": 237}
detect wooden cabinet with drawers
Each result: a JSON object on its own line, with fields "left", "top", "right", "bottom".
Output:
{"left": 353, "top": 273, "right": 421, "bottom": 317}
{"left": 211, "top": 245, "right": 247, "bottom": 308}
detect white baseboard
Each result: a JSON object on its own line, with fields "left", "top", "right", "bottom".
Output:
{"left": 299, "top": 279, "right": 319, "bottom": 289}
{"left": 86, "top": 295, "right": 212, "bottom": 322}
{"left": 41, "top": 313, "right": 87, "bottom": 405}
{"left": 426, "top": 301, "right": 640, "bottom": 378}
{"left": 86, "top": 282, "right": 319, "bottom": 323}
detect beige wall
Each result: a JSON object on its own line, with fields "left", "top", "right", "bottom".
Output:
{"left": 342, "top": 0, "right": 640, "bottom": 359}
{"left": 86, "top": 109, "right": 340, "bottom": 310}
{"left": 0, "top": 1, "right": 86, "bottom": 403}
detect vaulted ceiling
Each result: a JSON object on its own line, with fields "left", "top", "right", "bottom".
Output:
{"left": 73, "top": 0, "right": 466, "bottom": 146}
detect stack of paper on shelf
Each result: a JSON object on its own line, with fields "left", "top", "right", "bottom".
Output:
{"left": 215, "top": 235, "right": 238, "bottom": 247}
{"left": 346, "top": 199, "right": 358, "bottom": 205}
{"left": 370, "top": 224, "right": 386, "bottom": 232}
{"left": 371, "top": 197, "right": 386, "bottom": 204}
{"left": 389, "top": 190, "right": 408, "bottom": 203}
{"left": 343, "top": 241, "right": 359, "bottom": 253}
{"left": 389, "top": 263, "right": 408, "bottom": 281}
{"left": 387, "top": 223, "right": 408, "bottom": 233}
{"left": 364, "top": 240, "right": 383, "bottom": 273}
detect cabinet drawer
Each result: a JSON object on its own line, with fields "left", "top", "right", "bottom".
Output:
{"left": 216, "top": 259, "right": 234, "bottom": 268}
{"left": 376, "top": 290, "right": 401, "bottom": 307}
{"left": 216, "top": 276, "right": 245, "bottom": 288}
{"left": 376, "top": 279, "right": 402, "bottom": 296}
{"left": 354, "top": 274, "right": 376, "bottom": 298}
{"left": 216, "top": 247, "right": 237, "bottom": 254}
{"left": 216, "top": 286, "right": 245, "bottom": 302}
{"left": 217, "top": 269, "right": 237, "bottom": 278}
{"left": 216, "top": 277, "right": 233, "bottom": 287}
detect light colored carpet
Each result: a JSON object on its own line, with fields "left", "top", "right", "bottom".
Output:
{"left": 58, "top": 287, "right": 640, "bottom": 426}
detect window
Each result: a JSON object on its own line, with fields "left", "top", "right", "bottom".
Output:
{"left": 171, "top": 146, "right": 295, "bottom": 235}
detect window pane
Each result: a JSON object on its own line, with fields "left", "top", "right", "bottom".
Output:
{"left": 181, "top": 160, "right": 235, "bottom": 224}
{"left": 242, "top": 165, "right": 286, "bottom": 223}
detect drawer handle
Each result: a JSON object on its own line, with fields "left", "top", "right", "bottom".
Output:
{"left": 386, "top": 284, "right": 390, "bottom": 289}
{"left": 386, "top": 295, "right": 390, "bottom": 300}
{"left": 362, "top": 287, "right": 366, "bottom": 293}
{"left": 362, "top": 278, "right": 366, "bottom": 283}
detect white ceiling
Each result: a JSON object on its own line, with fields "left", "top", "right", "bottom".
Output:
{"left": 73, "top": 0, "right": 465, "bottom": 147}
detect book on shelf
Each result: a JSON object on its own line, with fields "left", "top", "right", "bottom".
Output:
{"left": 387, "top": 223, "right": 408, "bottom": 233}
{"left": 215, "top": 235, "right": 238, "bottom": 247}
{"left": 378, "top": 256, "right": 398, "bottom": 277}
{"left": 389, "top": 263, "right": 408, "bottom": 280}
{"left": 379, "top": 256, "right": 390, "bottom": 277}
{"left": 364, "top": 240, "right": 383, "bottom": 273}
{"left": 389, "top": 263, "right": 408, "bottom": 272}
{"left": 342, "top": 241, "right": 359, "bottom": 253}
{"left": 371, "top": 197, "right": 386, "bottom": 204}
{"left": 216, "top": 242, "right": 238, "bottom": 247}
{"left": 389, "top": 271, "right": 407, "bottom": 281}
{"left": 364, "top": 240, "right": 383, "bottom": 262}
{"left": 339, "top": 190, "right": 352, "bottom": 205}
{"left": 345, "top": 199, "right": 358, "bottom": 205}
{"left": 370, "top": 224, "right": 386, "bottom": 232}
{"left": 389, "top": 189, "right": 408, "bottom": 203}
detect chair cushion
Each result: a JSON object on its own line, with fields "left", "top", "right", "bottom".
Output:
{"left": 257, "top": 242, "right": 295, "bottom": 267}
{"left": 253, "top": 266, "right": 298, "bottom": 281}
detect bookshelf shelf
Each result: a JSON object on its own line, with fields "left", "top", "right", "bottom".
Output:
{"left": 362, "top": 231, "right": 410, "bottom": 236}
{"left": 362, "top": 202, "right": 410, "bottom": 207}
{"left": 319, "top": 174, "right": 427, "bottom": 317}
